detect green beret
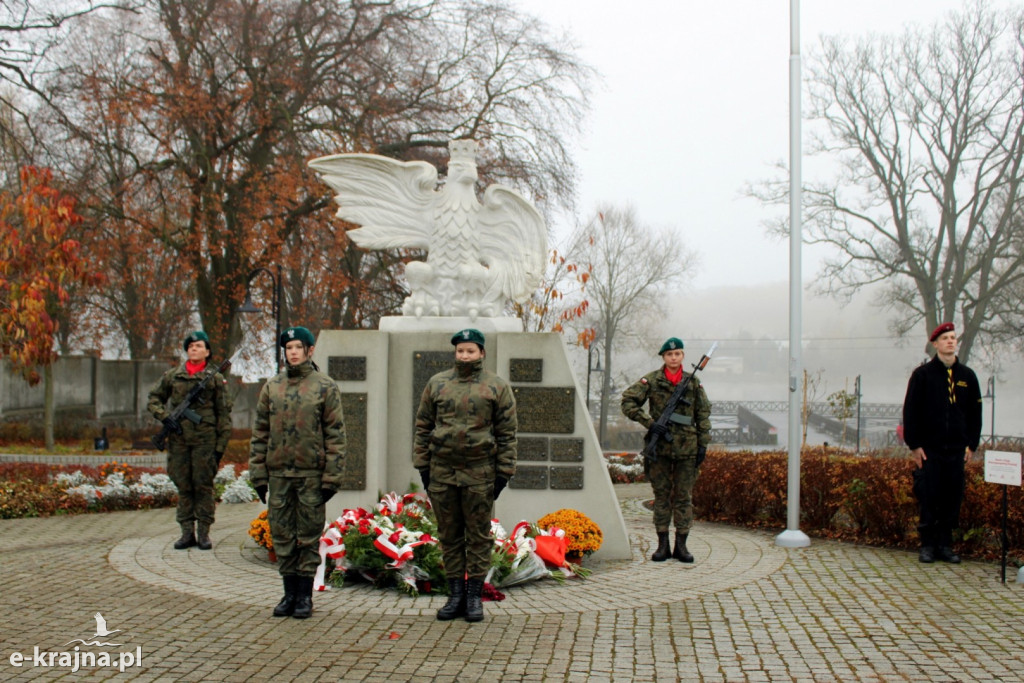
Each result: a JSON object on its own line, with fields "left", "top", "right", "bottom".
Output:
{"left": 658, "top": 337, "right": 684, "bottom": 355}
{"left": 451, "top": 328, "right": 485, "bottom": 348}
{"left": 183, "top": 330, "right": 210, "bottom": 351}
{"left": 280, "top": 326, "right": 316, "bottom": 347}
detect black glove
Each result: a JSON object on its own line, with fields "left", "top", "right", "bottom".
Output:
{"left": 649, "top": 422, "right": 669, "bottom": 437}
{"left": 255, "top": 485, "right": 268, "bottom": 504}
{"left": 696, "top": 446, "right": 707, "bottom": 468}
{"left": 493, "top": 476, "right": 508, "bottom": 500}
{"left": 417, "top": 467, "right": 430, "bottom": 491}
{"left": 162, "top": 417, "right": 183, "bottom": 435}
{"left": 320, "top": 488, "right": 335, "bottom": 504}
{"left": 215, "top": 451, "right": 224, "bottom": 465}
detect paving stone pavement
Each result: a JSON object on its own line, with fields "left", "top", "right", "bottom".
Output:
{"left": 0, "top": 483, "right": 1021, "bottom": 682}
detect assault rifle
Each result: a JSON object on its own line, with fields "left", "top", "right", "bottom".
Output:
{"left": 640, "top": 342, "right": 718, "bottom": 464}
{"left": 152, "top": 358, "right": 232, "bottom": 451}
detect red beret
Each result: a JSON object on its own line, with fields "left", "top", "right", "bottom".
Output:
{"left": 929, "top": 322, "right": 955, "bottom": 342}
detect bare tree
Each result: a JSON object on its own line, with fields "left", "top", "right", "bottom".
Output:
{"left": 0, "top": 0, "right": 136, "bottom": 157}
{"left": 570, "top": 204, "right": 699, "bottom": 446}
{"left": 750, "top": 1, "right": 1024, "bottom": 363}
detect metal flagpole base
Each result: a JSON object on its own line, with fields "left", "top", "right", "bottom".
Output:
{"left": 775, "top": 529, "right": 811, "bottom": 548}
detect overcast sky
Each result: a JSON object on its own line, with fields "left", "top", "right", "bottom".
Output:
{"left": 516, "top": 0, "right": 1013, "bottom": 291}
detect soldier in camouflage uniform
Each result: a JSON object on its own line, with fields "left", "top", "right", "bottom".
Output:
{"left": 414, "top": 328, "right": 517, "bottom": 623}
{"left": 249, "top": 326, "right": 345, "bottom": 619}
{"left": 621, "top": 337, "right": 711, "bottom": 564}
{"left": 147, "top": 330, "right": 233, "bottom": 551}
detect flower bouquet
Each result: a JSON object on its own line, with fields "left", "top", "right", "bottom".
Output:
{"left": 315, "top": 492, "right": 445, "bottom": 596}
{"left": 536, "top": 508, "right": 603, "bottom": 560}
{"left": 248, "top": 510, "right": 273, "bottom": 552}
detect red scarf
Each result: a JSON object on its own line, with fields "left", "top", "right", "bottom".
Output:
{"left": 185, "top": 360, "right": 207, "bottom": 376}
{"left": 663, "top": 366, "right": 683, "bottom": 385}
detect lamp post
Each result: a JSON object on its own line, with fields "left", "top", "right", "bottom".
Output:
{"left": 854, "top": 375, "right": 862, "bottom": 454}
{"left": 586, "top": 344, "right": 602, "bottom": 412}
{"left": 237, "top": 265, "right": 283, "bottom": 373}
{"left": 983, "top": 376, "right": 995, "bottom": 446}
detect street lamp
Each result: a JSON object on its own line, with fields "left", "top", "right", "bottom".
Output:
{"left": 983, "top": 376, "right": 995, "bottom": 447}
{"left": 586, "top": 344, "right": 602, "bottom": 411}
{"left": 854, "top": 375, "right": 862, "bottom": 454}
{"left": 237, "top": 265, "right": 283, "bottom": 373}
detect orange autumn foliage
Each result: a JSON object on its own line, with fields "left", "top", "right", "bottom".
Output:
{"left": 0, "top": 167, "right": 104, "bottom": 384}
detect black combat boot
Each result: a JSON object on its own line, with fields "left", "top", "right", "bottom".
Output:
{"left": 436, "top": 578, "right": 466, "bottom": 621}
{"left": 173, "top": 523, "right": 196, "bottom": 550}
{"left": 273, "top": 576, "right": 297, "bottom": 617}
{"left": 673, "top": 532, "right": 694, "bottom": 563}
{"left": 292, "top": 577, "right": 314, "bottom": 619}
{"left": 936, "top": 546, "right": 961, "bottom": 564}
{"left": 196, "top": 522, "right": 212, "bottom": 550}
{"left": 464, "top": 578, "right": 484, "bottom": 623}
{"left": 651, "top": 531, "right": 671, "bottom": 562}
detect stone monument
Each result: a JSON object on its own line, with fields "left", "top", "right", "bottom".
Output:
{"left": 307, "top": 140, "right": 630, "bottom": 560}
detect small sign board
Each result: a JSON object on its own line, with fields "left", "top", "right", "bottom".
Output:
{"left": 984, "top": 450, "right": 1022, "bottom": 487}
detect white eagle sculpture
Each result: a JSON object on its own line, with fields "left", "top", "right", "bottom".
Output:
{"left": 309, "top": 140, "right": 547, "bottom": 320}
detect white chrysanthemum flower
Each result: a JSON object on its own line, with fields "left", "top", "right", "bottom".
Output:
{"left": 221, "top": 478, "right": 256, "bottom": 504}
{"left": 52, "top": 470, "right": 90, "bottom": 487}
{"left": 214, "top": 464, "right": 237, "bottom": 486}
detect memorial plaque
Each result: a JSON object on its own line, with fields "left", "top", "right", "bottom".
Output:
{"left": 412, "top": 351, "right": 455, "bottom": 413}
{"left": 513, "top": 387, "right": 575, "bottom": 434}
{"left": 551, "top": 438, "right": 584, "bottom": 462}
{"left": 549, "top": 466, "right": 584, "bottom": 489}
{"left": 338, "top": 393, "right": 367, "bottom": 490}
{"left": 509, "top": 466, "right": 548, "bottom": 490}
{"left": 509, "top": 358, "right": 543, "bottom": 383}
{"left": 327, "top": 356, "right": 367, "bottom": 382}
{"left": 518, "top": 437, "right": 549, "bottom": 461}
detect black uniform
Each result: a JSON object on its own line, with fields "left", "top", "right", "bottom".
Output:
{"left": 902, "top": 355, "right": 982, "bottom": 550}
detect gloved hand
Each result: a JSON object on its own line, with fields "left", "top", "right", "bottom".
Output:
{"left": 696, "top": 446, "right": 707, "bottom": 468}
{"left": 320, "top": 488, "right": 335, "bottom": 504}
{"left": 649, "top": 422, "right": 669, "bottom": 438}
{"left": 162, "top": 417, "right": 183, "bottom": 435}
{"left": 493, "top": 476, "right": 508, "bottom": 500}
{"left": 215, "top": 451, "right": 224, "bottom": 465}
{"left": 255, "top": 485, "right": 268, "bottom": 504}
{"left": 417, "top": 467, "right": 430, "bottom": 491}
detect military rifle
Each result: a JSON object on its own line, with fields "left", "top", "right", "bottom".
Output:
{"left": 152, "top": 358, "right": 232, "bottom": 451}
{"left": 640, "top": 342, "right": 718, "bottom": 464}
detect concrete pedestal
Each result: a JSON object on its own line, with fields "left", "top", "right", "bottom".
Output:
{"left": 311, "top": 320, "right": 630, "bottom": 560}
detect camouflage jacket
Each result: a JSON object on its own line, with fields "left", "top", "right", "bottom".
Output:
{"left": 146, "top": 361, "right": 232, "bottom": 451}
{"left": 249, "top": 361, "right": 346, "bottom": 490}
{"left": 620, "top": 367, "right": 711, "bottom": 458}
{"left": 413, "top": 359, "right": 518, "bottom": 486}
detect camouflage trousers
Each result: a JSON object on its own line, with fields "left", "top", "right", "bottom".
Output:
{"left": 267, "top": 475, "right": 325, "bottom": 578}
{"left": 648, "top": 455, "right": 699, "bottom": 533}
{"left": 167, "top": 439, "right": 217, "bottom": 526}
{"left": 429, "top": 481, "right": 493, "bottom": 580}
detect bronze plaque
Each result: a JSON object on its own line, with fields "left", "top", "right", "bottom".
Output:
{"left": 412, "top": 351, "right": 453, "bottom": 413}
{"left": 509, "top": 358, "right": 543, "bottom": 383}
{"left": 338, "top": 393, "right": 367, "bottom": 490}
{"left": 551, "top": 438, "right": 584, "bottom": 462}
{"left": 327, "top": 356, "right": 366, "bottom": 382}
{"left": 513, "top": 387, "right": 575, "bottom": 434}
{"left": 518, "top": 437, "right": 549, "bottom": 461}
{"left": 549, "top": 466, "right": 584, "bottom": 489}
{"left": 509, "top": 466, "right": 548, "bottom": 490}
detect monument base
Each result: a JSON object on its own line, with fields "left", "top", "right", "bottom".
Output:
{"left": 312, "top": 328, "right": 631, "bottom": 561}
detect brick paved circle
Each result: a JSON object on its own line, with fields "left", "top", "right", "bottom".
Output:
{"left": 108, "top": 498, "right": 788, "bottom": 616}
